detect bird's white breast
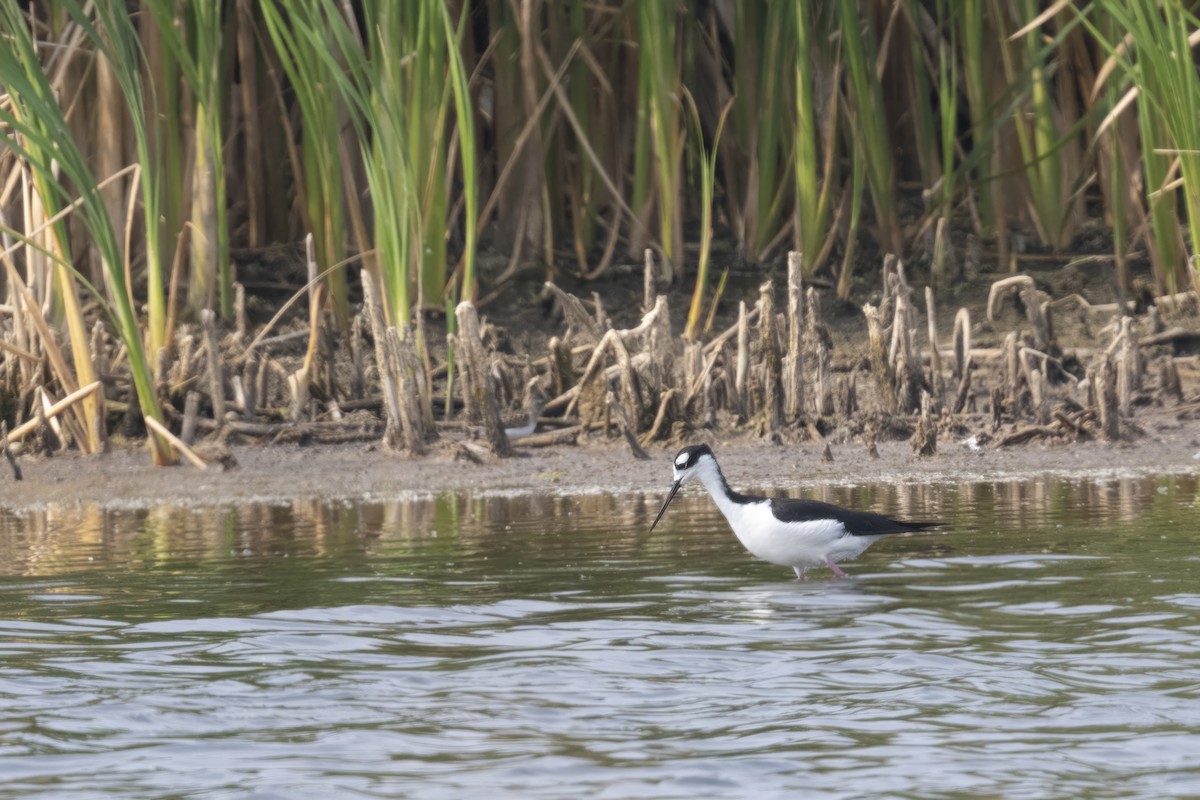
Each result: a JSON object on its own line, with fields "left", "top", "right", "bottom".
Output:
{"left": 717, "top": 500, "right": 877, "bottom": 568}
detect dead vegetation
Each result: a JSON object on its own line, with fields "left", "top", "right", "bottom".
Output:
{"left": 4, "top": 247, "right": 1197, "bottom": 480}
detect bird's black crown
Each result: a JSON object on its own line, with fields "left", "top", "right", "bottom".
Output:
{"left": 673, "top": 444, "right": 714, "bottom": 470}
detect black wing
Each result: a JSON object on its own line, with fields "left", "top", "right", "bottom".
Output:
{"left": 769, "top": 497, "right": 939, "bottom": 536}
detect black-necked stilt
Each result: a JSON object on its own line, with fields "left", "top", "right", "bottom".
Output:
{"left": 650, "top": 444, "right": 939, "bottom": 579}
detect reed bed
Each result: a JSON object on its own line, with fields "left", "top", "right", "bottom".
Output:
{"left": 0, "top": 1, "right": 1198, "bottom": 468}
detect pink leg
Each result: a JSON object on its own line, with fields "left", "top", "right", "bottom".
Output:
{"left": 826, "top": 557, "right": 847, "bottom": 578}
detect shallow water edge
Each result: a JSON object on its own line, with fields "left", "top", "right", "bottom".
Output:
{"left": 2, "top": 434, "right": 1199, "bottom": 513}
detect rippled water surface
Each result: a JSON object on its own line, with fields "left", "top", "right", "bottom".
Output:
{"left": 2, "top": 474, "right": 1200, "bottom": 798}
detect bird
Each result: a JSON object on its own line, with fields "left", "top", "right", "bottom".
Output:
{"left": 649, "top": 444, "right": 939, "bottom": 580}
{"left": 503, "top": 379, "right": 549, "bottom": 441}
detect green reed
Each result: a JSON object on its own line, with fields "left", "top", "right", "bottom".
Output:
{"left": 142, "top": 1, "right": 232, "bottom": 319}
{"left": 634, "top": 0, "right": 682, "bottom": 274}
{"left": 838, "top": 0, "right": 900, "bottom": 255}
{"left": 792, "top": 2, "right": 827, "bottom": 271}
{"left": 1090, "top": 0, "right": 1200, "bottom": 291}
{"left": 683, "top": 93, "right": 730, "bottom": 341}
{"left": 260, "top": 0, "right": 354, "bottom": 325}
{"left": 0, "top": 1, "right": 173, "bottom": 463}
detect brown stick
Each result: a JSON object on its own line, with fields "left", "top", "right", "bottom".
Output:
{"left": 143, "top": 416, "right": 208, "bottom": 470}
{"left": 996, "top": 425, "right": 1061, "bottom": 447}
{"left": 607, "top": 391, "right": 651, "bottom": 460}
{"left": 543, "top": 282, "right": 601, "bottom": 344}
{"left": 7, "top": 382, "right": 103, "bottom": 443}
{"left": 518, "top": 426, "right": 582, "bottom": 448}
{"left": 640, "top": 388, "right": 680, "bottom": 447}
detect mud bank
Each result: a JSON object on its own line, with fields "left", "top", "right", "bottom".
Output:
{"left": 2, "top": 415, "right": 1197, "bottom": 513}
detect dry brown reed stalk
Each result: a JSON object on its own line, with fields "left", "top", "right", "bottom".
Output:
{"left": 758, "top": 281, "right": 782, "bottom": 434}
{"left": 384, "top": 327, "right": 429, "bottom": 456}
{"left": 4, "top": 381, "right": 101, "bottom": 445}
{"left": 455, "top": 301, "right": 510, "bottom": 457}
{"left": 200, "top": 308, "right": 228, "bottom": 424}
{"left": 734, "top": 300, "right": 750, "bottom": 417}
{"left": 911, "top": 390, "right": 937, "bottom": 457}
{"left": 863, "top": 303, "right": 897, "bottom": 415}
{"left": 806, "top": 287, "right": 832, "bottom": 417}
{"left": 361, "top": 269, "right": 402, "bottom": 448}
{"left": 925, "top": 287, "right": 944, "bottom": 408}
{"left": 783, "top": 252, "right": 805, "bottom": 423}
{"left": 143, "top": 415, "right": 208, "bottom": 471}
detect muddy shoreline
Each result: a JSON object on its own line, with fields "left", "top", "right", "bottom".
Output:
{"left": 2, "top": 418, "right": 1197, "bottom": 513}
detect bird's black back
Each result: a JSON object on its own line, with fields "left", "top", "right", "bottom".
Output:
{"left": 767, "top": 496, "right": 939, "bottom": 536}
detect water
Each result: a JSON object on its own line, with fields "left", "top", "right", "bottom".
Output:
{"left": 2, "top": 475, "right": 1199, "bottom": 798}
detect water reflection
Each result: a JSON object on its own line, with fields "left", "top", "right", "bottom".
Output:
{"left": 0, "top": 475, "right": 1199, "bottom": 798}
{"left": 3, "top": 473, "right": 1196, "bottom": 577}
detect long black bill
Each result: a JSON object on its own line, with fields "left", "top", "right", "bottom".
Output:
{"left": 649, "top": 480, "right": 682, "bottom": 532}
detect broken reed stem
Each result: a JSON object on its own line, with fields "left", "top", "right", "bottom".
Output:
{"left": 640, "top": 387, "right": 680, "bottom": 447}
{"left": 350, "top": 313, "right": 366, "bottom": 399}
{"left": 784, "top": 251, "right": 804, "bottom": 422}
{"left": 1030, "top": 367, "right": 1049, "bottom": 425}
{"left": 143, "top": 415, "right": 209, "bottom": 470}
{"left": 234, "top": 282, "right": 247, "bottom": 342}
{"left": 201, "top": 308, "right": 226, "bottom": 422}
{"left": 807, "top": 287, "right": 830, "bottom": 416}
{"left": 1116, "top": 317, "right": 1139, "bottom": 418}
{"left": 1094, "top": 356, "right": 1119, "bottom": 440}
{"left": 455, "top": 301, "right": 512, "bottom": 457}
{"left": 241, "top": 354, "right": 259, "bottom": 421}
{"left": 953, "top": 364, "right": 972, "bottom": 415}
{"left": 1004, "top": 332, "right": 1020, "bottom": 407}
{"left": 287, "top": 368, "right": 309, "bottom": 422}
{"left": 548, "top": 336, "right": 575, "bottom": 397}
{"left": 607, "top": 390, "right": 650, "bottom": 460}
{"left": 643, "top": 248, "right": 655, "bottom": 312}
{"left": 952, "top": 307, "right": 971, "bottom": 382}
{"left": 543, "top": 282, "right": 601, "bottom": 345}
{"left": 735, "top": 300, "right": 750, "bottom": 415}
{"left": 385, "top": 327, "right": 428, "bottom": 455}
{"left": 911, "top": 390, "right": 937, "bottom": 457}
{"left": 362, "top": 269, "right": 402, "bottom": 447}
{"left": 182, "top": 390, "right": 201, "bottom": 444}
{"left": 891, "top": 291, "right": 922, "bottom": 413}
{"left": 925, "top": 287, "right": 944, "bottom": 408}
{"left": 932, "top": 216, "right": 952, "bottom": 291}
{"left": 759, "top": 281, "right": 782, "bottom": 433}
{"left": 863, "top": 303, "right": 897, "bottom": 414}
{"left": 5, "top": 381, "right": 102, "bottom": 444}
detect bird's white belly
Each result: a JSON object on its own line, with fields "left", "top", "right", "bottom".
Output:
{"left": 721, "top": 501, "right": 875, "bottom": 568}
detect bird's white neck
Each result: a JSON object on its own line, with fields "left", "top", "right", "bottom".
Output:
{"left": 691, "top": 457, "right": 744, "bottom": 520}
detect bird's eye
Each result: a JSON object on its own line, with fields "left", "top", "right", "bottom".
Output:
{"left": 674, "top": 455, "right": 689, "bottom": 468}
